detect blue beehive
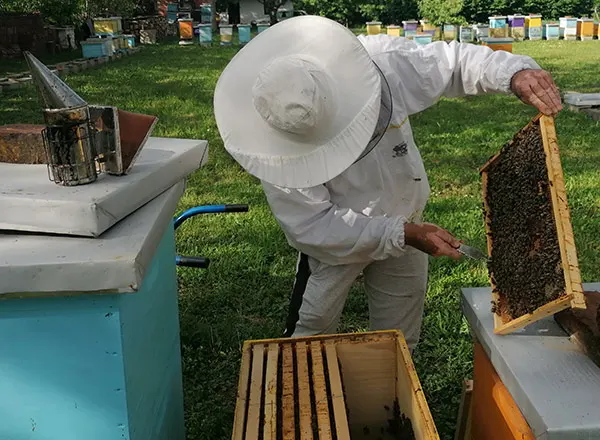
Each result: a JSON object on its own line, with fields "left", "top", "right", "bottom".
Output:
{"left": 81, "top": 39, "right": 111, "bottom": 58}
{"left": 238, "top": 24, "right": 251, "bottom": 44}
{"left": 198, "top": 23, "right": 212, "bottom": 45}
{"left": 489, "top": 16, "right": 508, "bottom": 37}
{"left": 414, "top": 33, "right": 433, "bottom": 45}
{"left": 543, "top": 23, "right": 560, "bottom": 40}
{"left": 167, "top": 2, "right": 178, "bottom": 23}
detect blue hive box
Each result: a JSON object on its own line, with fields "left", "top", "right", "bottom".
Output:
{"left": 81, "top": 38, "right": 111, "bottom": 58}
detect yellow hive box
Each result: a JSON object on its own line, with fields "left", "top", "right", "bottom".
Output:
{"left": 232, "top": 330, "right": 440, "bottom": 439}
{"left": 577, "top": 18, "right": 595, "bottom": 40}
{"left": 525, "top": 14, "right": 542, "bottom": 28}
{"left": 387, "top": 25, "right": 401, "bottom": 37}
{"left": 93, "top": 17, "right": 122, "bottom": 35}
{"left": 481, "top": 37, "right": 513, "bottom": 53}
{"left": 366, "top": 21, "right": 382, "bottom": 35}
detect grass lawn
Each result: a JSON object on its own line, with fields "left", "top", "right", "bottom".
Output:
{"left": 1, "top": 39, "right": 599, "bottom": 439}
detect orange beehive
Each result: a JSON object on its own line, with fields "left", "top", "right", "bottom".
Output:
{"left": 577, "top": 18, "right": 595, "bottom": 40}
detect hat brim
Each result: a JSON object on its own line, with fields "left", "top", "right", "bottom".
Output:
{"left": 214, "top": 16, "right": 381, "bottom": 188}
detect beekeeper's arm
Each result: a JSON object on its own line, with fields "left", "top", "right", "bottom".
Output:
{"left": 362, "top": 36, "right": 561, "bottom": 116}
{"left": 261, "top": 181, "right": 461, "bottom": 266}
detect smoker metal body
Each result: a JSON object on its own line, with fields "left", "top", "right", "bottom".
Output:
{"left": 23, "top": 51, "right": 157, "bottom": 186}
{"left": 42, "top": 105, "right": 98, "bottom": 186}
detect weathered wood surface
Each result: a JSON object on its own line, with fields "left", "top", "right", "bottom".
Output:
{"left": 0, "top": 124, "right": 46, "bottom": 164}
{"left": 555, "top": 290, "right": 600, "bottom": 367}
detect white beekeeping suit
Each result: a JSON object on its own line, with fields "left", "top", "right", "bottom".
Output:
{"left": 214, "top": 16, "right": 556, "bottom": 349}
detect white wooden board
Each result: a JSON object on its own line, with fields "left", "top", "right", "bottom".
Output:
{"left": 0, "top": 181, "right": 184, "bottom": 296}
{"left": 0, "top": 137, "right": 208, "bottom": 237}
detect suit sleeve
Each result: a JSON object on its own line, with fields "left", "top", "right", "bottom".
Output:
{"left": 359, "top": 35, "right": 542, "bottom": 115}
{"left": 261, "top": 180, "right": 408, "bottom": 266}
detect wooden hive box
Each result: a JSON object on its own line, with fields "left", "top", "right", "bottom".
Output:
{"left": 232, "top": 330, "right": 439, "bottom": 440}
{"left": 479, "top": 114, "right": 586, "bottom": 335}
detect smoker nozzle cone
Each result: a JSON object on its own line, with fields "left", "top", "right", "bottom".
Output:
{"left": 24, "top": 51, "right": 87, "bottom": 109}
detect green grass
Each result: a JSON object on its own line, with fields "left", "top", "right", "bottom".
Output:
{"left": 0, "top": 50, "right": 85, "bottom": 76}
{"left": 1, "top": 40, "right": 599, "bottom": 439}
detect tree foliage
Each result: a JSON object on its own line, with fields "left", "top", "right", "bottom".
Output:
{"left": 1, "top": 0, "right": 596, "bottom": 28}
{"left": 0, "top": 0, "right": 150, "bottom": 27}
{"left": 256, "top": 0, "right": 287, "bottom": 25}
{"left": 418, "top": 0, "right": 465, "bottom": 25}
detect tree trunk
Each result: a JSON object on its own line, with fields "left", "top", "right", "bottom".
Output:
{"left": 269, "top": 8, "right": 278, "bottom": 26}
{"left": 211, "top": 0, "right": 217, "bottom": 32}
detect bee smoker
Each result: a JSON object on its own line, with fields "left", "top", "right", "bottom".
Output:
{"left": 24, "top": 51, "right": 157, "bottom": 186}
{"left": 42, "top": 104, "right": 98, "bottom": 186}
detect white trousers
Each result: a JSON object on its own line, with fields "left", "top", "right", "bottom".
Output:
{"left": 284, "top": 247, "right": 429, "bottom": 350}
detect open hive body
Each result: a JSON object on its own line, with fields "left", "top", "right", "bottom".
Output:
{"left": 480, "top": 114, "right": 585, "bottom": 335}
{"left": 232, "top": 330, "right": 439, "bottom": 440}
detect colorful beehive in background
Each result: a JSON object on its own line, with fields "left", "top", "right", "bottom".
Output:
{"left": 420, "top": 19, "right": 437, "bottom": 37}
{"left": 99, "top": 36, "right": 116, "bottom": 55}
{"left": 178, "top": 18, "right": 194, "bottom": 45}
{"left": 200, "top": 3, "right": 212, "bottom": 23}
{"left": 489, "top": 16, "right": 508, "bottom": 37}
{"left": 402, "top": 20, "right": 419, "bottom": 38}
{"left": 219, "top": 24, "right": 233, "bottom": 45}
{"left": 577, "top": 18, "right": 595, "bottom": 40}
{"left": 122, "top": 34, "right": 136, "bottom": 48}
{"left": 366, "top": 21, "right": 382, "bottom": 35}
{"left": 543, "top": 23, "right": 560, "bottom": 40}
{"left": 443, "top": 23, "right": 457, "bottom": 40}
{"left": 560, "top": 16, "right": 578, "bottom": 39}
{"left": 414, "top": 33, "right": 433, "bottom": 45}
{"left": 481, "top": 37, "right": 514, "bottom": 53}
{"left": 595, "top": 22, "right": 600, "bottom": 38}
{"left": 166, "top": 2, "right": 178, "bottom": 23}
{"left": 81, "top": 38, "right": 112, "bottom": 58}
{"left": 460, "top": 25, "right": 474, "bottom": 43}
{"left": 525, "top": 14, "right": 542, "bottom": 40}
{"left": 387, "top": 25, "right": 401, "bottom": 37}
{"left": 198, "top": 23, "right": 212, "bottom": 45}
{"left": 230, "top": 331, "right": 441, "bottom": 440}
{"left": 474, "top": 23, "right": 489, "bottom": 41}
{"left": 93, "top": 17, "right": 122, "bottom": 36}
{"left": 257, "top": 23, "right": 270, "bottom": 33}
{"left": 238, "top": 24, "right": 251, "bottom": 45}
{"left": 508, "top": 14, "right": 525, "bottom": 40}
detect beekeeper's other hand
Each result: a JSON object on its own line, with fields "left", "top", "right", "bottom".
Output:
{"left": 405, "top": 223, "right": 462, "bottom": 259}
{"left": 511, "top": 69, "right": 562, "bottom": 116}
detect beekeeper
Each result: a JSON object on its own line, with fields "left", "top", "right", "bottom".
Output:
{"left": 213, "top": 16, "right": 562, "bottom": 348}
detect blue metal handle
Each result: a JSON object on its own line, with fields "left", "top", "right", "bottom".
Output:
{"left": 173, "top": 204, "right": 249, "bottom": 269}
{"left": 173, "top": 204, "right": 249, "bottom": 229}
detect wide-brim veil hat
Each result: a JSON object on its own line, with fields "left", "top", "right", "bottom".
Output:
{"left": 214, "top": 15, "right": 381, "bottom": 189}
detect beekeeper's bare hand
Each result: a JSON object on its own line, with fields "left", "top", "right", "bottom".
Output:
{"left": 511, "top": 69, "right": 562, "bottom": 116}
{"left": 404, "top": 223, "right": 462, "bottom": 259}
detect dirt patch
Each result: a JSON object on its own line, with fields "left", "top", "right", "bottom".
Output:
{"left": 485, "top": 121, "right": 566, "bottom": 320}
